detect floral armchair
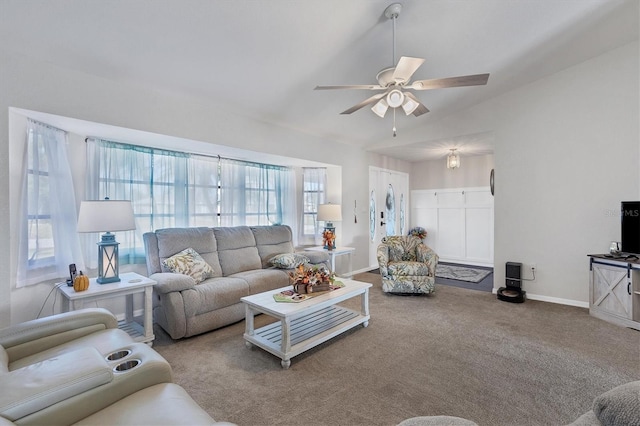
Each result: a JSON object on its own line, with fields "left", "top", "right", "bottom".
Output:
{"left": 377, "top": 235, "right": 439, "bottom": 294}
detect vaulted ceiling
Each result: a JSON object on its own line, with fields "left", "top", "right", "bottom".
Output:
{"left": 0, "top": 0, "right": 637, "bottom": 161}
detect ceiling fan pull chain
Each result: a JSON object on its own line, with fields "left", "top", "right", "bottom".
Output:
{"left": 392, "top": 109, "right": 397, "bottom": 137}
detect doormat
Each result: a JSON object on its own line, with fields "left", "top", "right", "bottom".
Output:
{"left": 436, "top": 264, "right": 491, "bottom": 283}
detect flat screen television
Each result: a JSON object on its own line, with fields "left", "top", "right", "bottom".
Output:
{"left": 621, "top": 201, "right": 640, "bottom": 255}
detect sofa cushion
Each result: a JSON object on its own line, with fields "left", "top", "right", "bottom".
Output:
{"left": 592, "top": 381, "right": 640, "bottom": 426}
{"left": 162, "top": 248, "right": 215, "bottom": 284}
{"left": 182, "top": 277, "right": 250, "bottom": 315}
{"left": 270, "top": 253, "right": 309, "bottom": 269}
{"left": 156, "top": 227, "right": 222, "bottom": 278}
{"left": 231, "top": 269, "right": 290, "bottom": 294}
{"left": 252, "top": 225, "right": 295, "bottom": 268}
{"left": 214, "top": 227, "right": 262, "bottom": 275}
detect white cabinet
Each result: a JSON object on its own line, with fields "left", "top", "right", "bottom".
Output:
{"left": 589, "top": 256, "right": 640, "bottom": 330}
{"left": 411, "top": 187, "right": 493, "bottom": 267}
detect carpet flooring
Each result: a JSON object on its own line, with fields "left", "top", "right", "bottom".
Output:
{"left": 152, "top": 272, "right": 639, "bottom": 426}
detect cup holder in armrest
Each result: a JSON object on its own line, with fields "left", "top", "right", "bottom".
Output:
{"left": 106, "top": 349, "right": 132, "bottom": 361}
{"left": 113, "top": 359, "right": 141, "bottom": 372}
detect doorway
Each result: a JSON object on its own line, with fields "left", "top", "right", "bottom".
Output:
{"left": 368, "top": 167, "right": 409, "bottom": 268}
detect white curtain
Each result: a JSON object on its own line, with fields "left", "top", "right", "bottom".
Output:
{"left": 85, "top": 139, "right": 200, "bottom": 267}
{"left": 187, "top": 155, "right": 220, "bottom": 227}
{"left": 85, "top": 141, "right": 297, "bottom": 260}
{"left": 16, "top": 120, "right": 84, "bottom": 287}
{"left": 300, "top": 168, "right": 326, "bottom": 246}
{"left": 220, "top": 159, "right": 297, "bottom": 243}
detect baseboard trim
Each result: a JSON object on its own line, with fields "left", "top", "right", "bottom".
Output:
{"left": 491, "top": 288, "right": 588, "bottom": 308}
{"left": 353, "top": 267, "right": 377, "bottom": 276}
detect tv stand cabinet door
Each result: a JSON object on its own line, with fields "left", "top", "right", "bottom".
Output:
{"left": 590, "top": 262, "right": 633, "bottom": 321}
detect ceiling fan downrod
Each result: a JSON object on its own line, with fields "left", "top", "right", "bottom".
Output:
{"left": 384, "top": 3, "right": 402, "bottom": 66}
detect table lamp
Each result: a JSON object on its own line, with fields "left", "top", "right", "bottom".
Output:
{"left": 317, "top": 203, "right": 342, "bottom": 249}
{"left": 77, "top": 199, "right": 136, "bottom": 284}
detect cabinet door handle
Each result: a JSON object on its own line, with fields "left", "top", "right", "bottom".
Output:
{"left": 628, "top": 282, "right": 632, "bottom": 295}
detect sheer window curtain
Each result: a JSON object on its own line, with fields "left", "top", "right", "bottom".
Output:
{"left": 85, "top": 139, "right": 220, "bottom": 267}
{"left": 17, "top": 120, "right": 84, "bottom": 287}
{"left": 300, "top": 168, "right": 326, "bottom": 246}
{"left": 85, "top": 140, "right": 178, "bottom": 267}
{"left": 220, "top": 159, "right": 297, "bottom": 244}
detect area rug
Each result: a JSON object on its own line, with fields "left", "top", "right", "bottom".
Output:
{"left": 436, "top": 264, "right": 491, "bottom": 283}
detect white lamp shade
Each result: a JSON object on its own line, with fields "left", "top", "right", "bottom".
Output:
{"left": 77, "top": 200, "right": 136, "bottom": 233}
{"left": 371, "top": 98, "right": 389, "bottom": 118}
{"left": 402, "top": 97, "right": 419, "bottom": 115}
{"left": 317, "top": 204, "right": 342, "bottom": 222}
{"left": 386, "top": 89, "right": 404, "bottom": 108}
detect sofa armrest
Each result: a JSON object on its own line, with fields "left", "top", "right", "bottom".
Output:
{"left": 0, "top": 308, "right": 117, "bottom": 360}
{"left": 150, "top": 272, "right": 197, "bottom": 294}
{"left": 300, "top": 251, "right": 330, "bottom": 266}
{"left": 0, "top": 347, "right": 112, "bottom": 422}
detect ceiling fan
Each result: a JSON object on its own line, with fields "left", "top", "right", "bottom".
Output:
{"left": 314, "top": 3, "right": 490, "bottom": 136}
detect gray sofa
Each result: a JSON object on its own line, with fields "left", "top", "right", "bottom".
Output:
{"left": 143, "top": 225, "right": 329, "bottom": 339}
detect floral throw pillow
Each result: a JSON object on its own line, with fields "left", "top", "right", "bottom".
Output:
{"left": 162, "top": 248, "right": 214, "bottom": 284}
{"left": 270, "top": 253, "right": 310, "bottom": 269}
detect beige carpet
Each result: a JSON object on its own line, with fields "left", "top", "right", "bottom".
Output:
{"left": 152, "top": 272, "right": 639, "bottom": 426}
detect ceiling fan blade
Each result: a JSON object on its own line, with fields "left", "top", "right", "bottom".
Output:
{"left": 404, "top": 92, "right": 429, "bottom": 116}
{"left": 410, "top": 73, "right": 490, "bottom": 90}
{"left": 314, "top": 84, "right": 385, "bottom": 90}
{"left": 392, "top": 56, "right": 425, "bottom": 83}
{"left": 340, "top": 93, "right": 387, "bottom": 115}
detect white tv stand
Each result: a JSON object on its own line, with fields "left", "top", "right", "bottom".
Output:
{"left": 588, "top": 254, "right": 640, "bottom": 331}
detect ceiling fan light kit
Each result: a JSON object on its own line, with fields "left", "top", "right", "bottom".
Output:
{"left": 314, "top": 2, "right": 490, "bottom": 137}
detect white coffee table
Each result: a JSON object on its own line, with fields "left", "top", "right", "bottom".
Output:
{"left": 241, "top": 279, "right": 372, "bottom": 369}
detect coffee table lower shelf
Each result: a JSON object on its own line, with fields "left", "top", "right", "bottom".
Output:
{"left": 244, "top": 305, "right": 369, "bottom": 369}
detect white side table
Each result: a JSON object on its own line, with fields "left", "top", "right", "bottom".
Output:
{"left": 58, "top": 272, "right": 157, "bottom": 345}
{"left": 305, "top": 246, "right": 355, "bottom": 278}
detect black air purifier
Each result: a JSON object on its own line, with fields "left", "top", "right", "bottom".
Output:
{"left": 497, "top": 262, "right": 526, "bottom": 303}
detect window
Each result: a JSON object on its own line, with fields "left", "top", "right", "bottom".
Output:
{"left": 301, "top": 168, "right": 326, "bottom": 240}
{"left": 17, "top": 120, "right": 83, "bottom": 287}
{"left": 219, "top": 159, "right": 294, "bottom": 227}
{"left": 85, "top": 140, "right": 296, "bottom": 265}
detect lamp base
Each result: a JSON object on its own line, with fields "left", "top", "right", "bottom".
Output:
{"left": 322, "top": 225, "right": 336, "bottom": 250}
{"left": 97, "top": 276, "right": 121, "bottom": 284}
{"left": 97, "top": 232, "right": 120, "bottom": 285}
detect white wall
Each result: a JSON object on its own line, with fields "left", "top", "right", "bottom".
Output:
{"left": 411, "top": 154, "right": 495, "bottom": 190}
{"left": 0, "top": 48, "right": 410, "bottom": 326}
{"left": 492, "top": 42, "right": 639, "bottom": 305}
{"left": 404, "top": 41, "right": 639, "bottom": 306}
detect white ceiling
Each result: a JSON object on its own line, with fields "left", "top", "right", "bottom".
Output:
{"left": 1, "top": 0, "right": 637, "bottom": 162}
